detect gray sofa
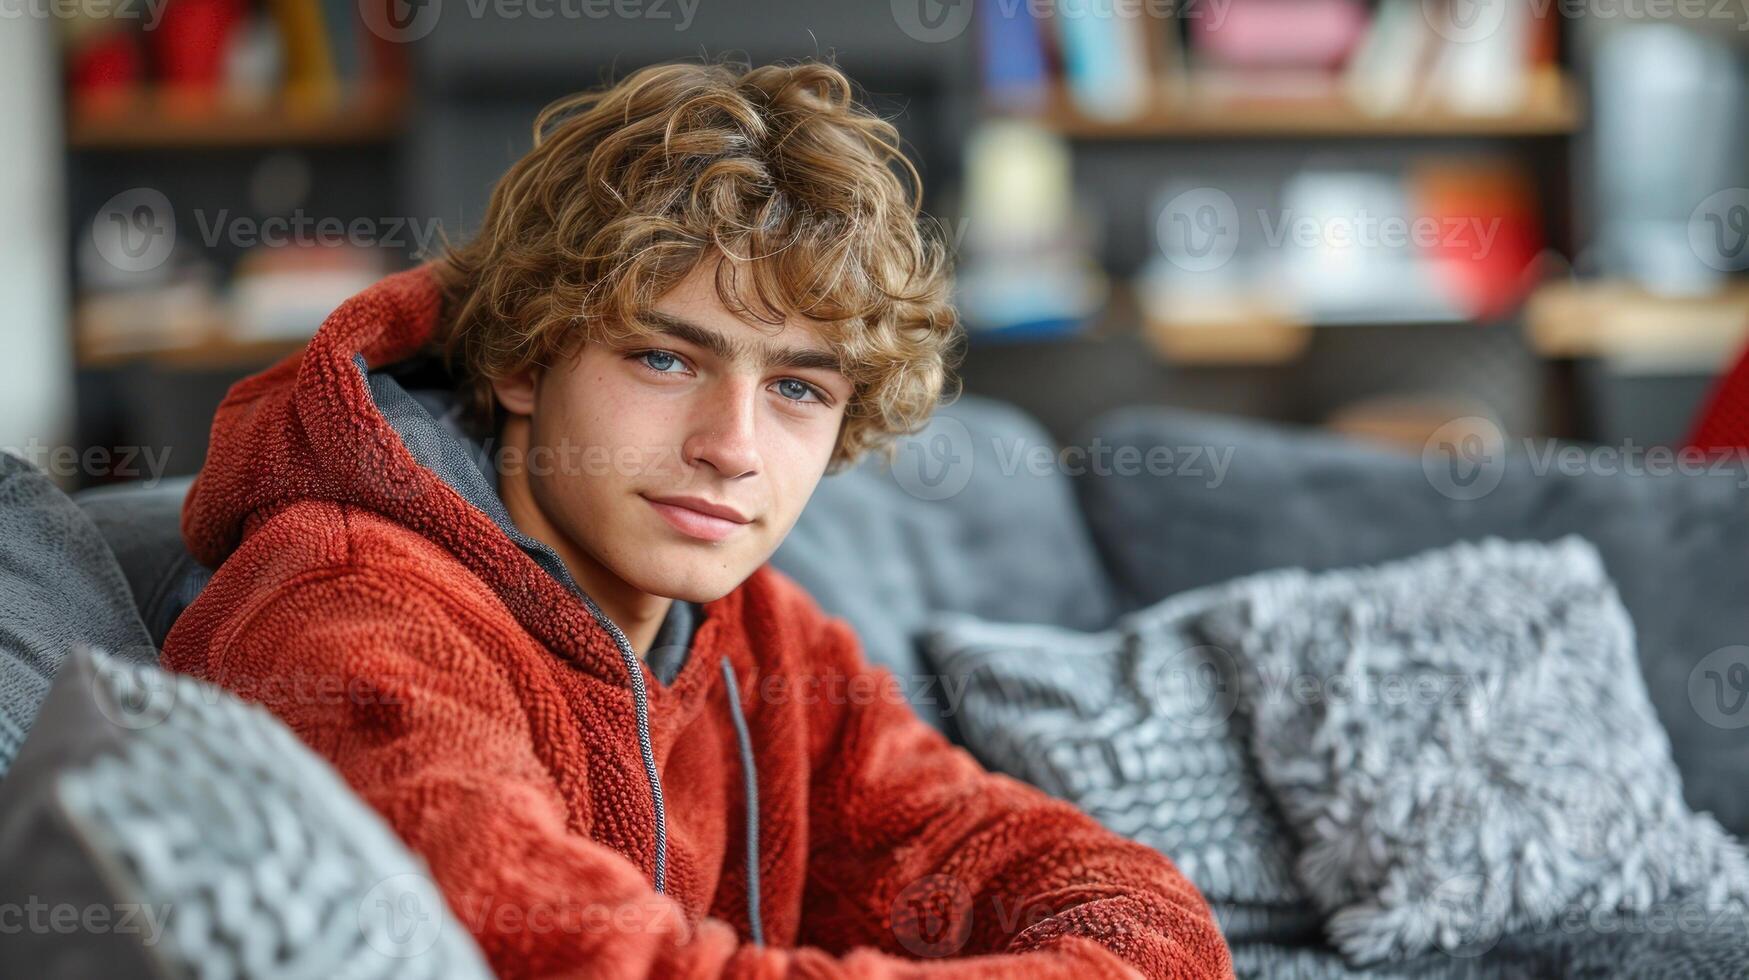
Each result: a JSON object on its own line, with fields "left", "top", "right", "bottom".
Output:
{"left": 6, "top": 393, "right": 1748, "bottom": 977}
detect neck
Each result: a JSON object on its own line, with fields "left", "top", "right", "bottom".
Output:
{"left": 495, "top": 414, "right": 672, "bottom": 658}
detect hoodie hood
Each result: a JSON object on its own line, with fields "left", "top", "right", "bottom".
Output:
{"left": 181, "top": 263, "right": 761, "bottom": 929}
{"left": 182, "top": 262, "right": 695, "bottom": 689}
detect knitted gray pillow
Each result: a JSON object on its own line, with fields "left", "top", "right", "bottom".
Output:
{"left": 1197, "top": 536, "right": 1749, "bottom": 965}
{"left": 0, "top": 647, "right": 492, "bottom": 979}
{"left": 925, "top": 592, "right": 1315, "bottom": 944}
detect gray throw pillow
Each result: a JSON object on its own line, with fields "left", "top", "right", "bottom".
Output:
{"left": 925, "top": 593, "right": 1316, "bottom": 945}
{"left": 0, "top": 647, "right": 491, "bottom": 979}
{"left": 0, "top": 452, "right": 156, "bottom": 779}
{"left": 1196, "top": 536, "right": 1749, "bottom": 965}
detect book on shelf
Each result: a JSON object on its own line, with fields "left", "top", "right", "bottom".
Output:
{"left": 979, "top": 0, "right": 1561, "bottom": 123}
{"left": 1052, "top": 0, "right": 1152, "bottom": 120}
{"left": 977, "top": 0, "right": 1050, "bottom": 112}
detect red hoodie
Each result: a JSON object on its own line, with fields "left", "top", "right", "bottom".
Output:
{"left": 161, "top": 264, "right": 1233, "bottom": 979}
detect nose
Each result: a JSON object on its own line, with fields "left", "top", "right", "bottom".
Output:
{"left": 681, "top": 375, "right": 761, "bottom": 480}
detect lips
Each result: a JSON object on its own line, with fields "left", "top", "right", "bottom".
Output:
{"left": 641, "top": 494, "right": 752, "bottom": 543}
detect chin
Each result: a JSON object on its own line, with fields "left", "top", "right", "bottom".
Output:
{"left": 618, "top": 549, "right": 753, "bottom": 605}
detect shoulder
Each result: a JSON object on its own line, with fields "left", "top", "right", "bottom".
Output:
{"left": 205, "top": 501, "right": 471, "bottom": 588}
{"left": 168, "top": 500, "right": 497, "bottom": 654}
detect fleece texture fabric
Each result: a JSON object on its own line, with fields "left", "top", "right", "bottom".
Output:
{"left": 159, "top": 263, "right": 1232, "bottom": 980}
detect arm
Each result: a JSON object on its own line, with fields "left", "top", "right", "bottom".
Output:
{"left": 181, "top": 558, "right": 1198, "bottom": 978}
{"left": 178, "top": 562, "right": 739, "bottom": 977}
{"left": 795, "top": 614, "right": 1234, "bottom": 980}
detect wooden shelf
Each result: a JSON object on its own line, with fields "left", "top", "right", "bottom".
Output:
{"left": 1017, "top": 71, "right": 1580, "bottom": 140}
{"left": 1141, "top": 311, "right": 1313, "bottom": 365}
{"left": 1526, "top": 280, "right": 1749, "bottom": 369}
{"left": 78, "top": 334, "right": 309, "bottom": 370}
{"left": 68, "top": 90, "right": 409, "bottom": 150}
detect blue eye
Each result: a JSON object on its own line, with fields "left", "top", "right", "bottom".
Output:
{"left": 639, "top": 350, "right": 684, "bottom": 373}
{"left": 775, "top": 379, "right": 821, "bottom": 403}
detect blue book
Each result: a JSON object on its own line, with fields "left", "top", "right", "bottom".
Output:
{"left": 1055, "top": 2, "right": 1149, "bottom": 120}
{"left": 319, "top": 0, "right": 364, "bottom": 95}
{"left": 979, "top": 0, "right": 1049, "bottom": 111}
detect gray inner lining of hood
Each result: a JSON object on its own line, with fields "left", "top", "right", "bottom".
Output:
{"left": 357, "top": 354, "right": 699, "bottom": 679}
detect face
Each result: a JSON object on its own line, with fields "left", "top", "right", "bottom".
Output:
{"left": 492, "top": 260, "right": 852, "bottom": 604}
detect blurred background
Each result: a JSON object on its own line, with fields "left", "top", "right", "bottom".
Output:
{"left": 5, "top": 0, "right": 1749, "bottom": 487}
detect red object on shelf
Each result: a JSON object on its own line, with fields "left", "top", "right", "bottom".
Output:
{"left": 67, "top": 29, "right": 144, "bottom": 115}
{"left": 1414, "top": 162, "right": 1545, "bottom": 322}
{"left": 150, "top": 0, "right": 246, "bottom": 109}
{"left": 1687, "top": 334, "right": 1749, "bottom": 453}
{"left": 363, "top": 0, "right": 412, "bottom": 90}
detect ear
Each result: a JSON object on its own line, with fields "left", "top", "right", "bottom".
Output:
{"left": 492, "top": 368, "right": 538, "bottom": 416}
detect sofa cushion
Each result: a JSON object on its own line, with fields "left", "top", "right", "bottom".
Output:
{"left": 1, "top": 452, "right": 156, "bottom": 781}
{"left": 0, "top": 646, "right": 492, "bottom": 978}
{"left": 773, "top": 395, "right": 1119, "bottom": 729}
{"left": 75, "top": 476, "right": 207, "bottom": 651}
{"left": 1075, "top": 408, "right": 1749, "bottom": 840}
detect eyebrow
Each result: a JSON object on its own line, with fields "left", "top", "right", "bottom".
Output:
{"left": 643, "top": 311, "right": 845, "bottom": 375}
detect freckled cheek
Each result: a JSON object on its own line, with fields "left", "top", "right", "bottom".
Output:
{"left": 756, "top": 437, "right": 828, "bottom": 527}
{"left": 577, "top": 373, "right": 684, "bottom": 452}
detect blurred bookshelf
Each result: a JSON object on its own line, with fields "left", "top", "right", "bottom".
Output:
{"left": 61, "top": 0, "right": 417, "bottom": 484}
{"left": 951, "top": 0, "right": 1745, "bottom": 447}
{"left": 41, "top": 0, "right": 1749, "bottom": 485}
{"left": 76, "top": 333, "right": 309, "bottom": 371}
{"left": 68, "top": 88, "right": 409, "bottom": 150}
{"left": 1017, "top": 68, "right": 1581, "bottom": 141}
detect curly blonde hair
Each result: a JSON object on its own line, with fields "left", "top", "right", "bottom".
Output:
{"left": 432, "top": 59, "right": 962, "bottom": 472}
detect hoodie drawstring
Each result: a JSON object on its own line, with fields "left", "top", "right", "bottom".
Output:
{"left": 580, "top": 593, "right": 763, "bottom": 946}
{"left": 719, "top": 658, "right": 764, "bottom": 946}
{"left": 577, "top": 593, "right": 671, "bottom": 893}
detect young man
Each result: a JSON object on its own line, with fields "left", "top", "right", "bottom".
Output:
{"left": 162, "top": 61, "right": 1231, "bottom": 978}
